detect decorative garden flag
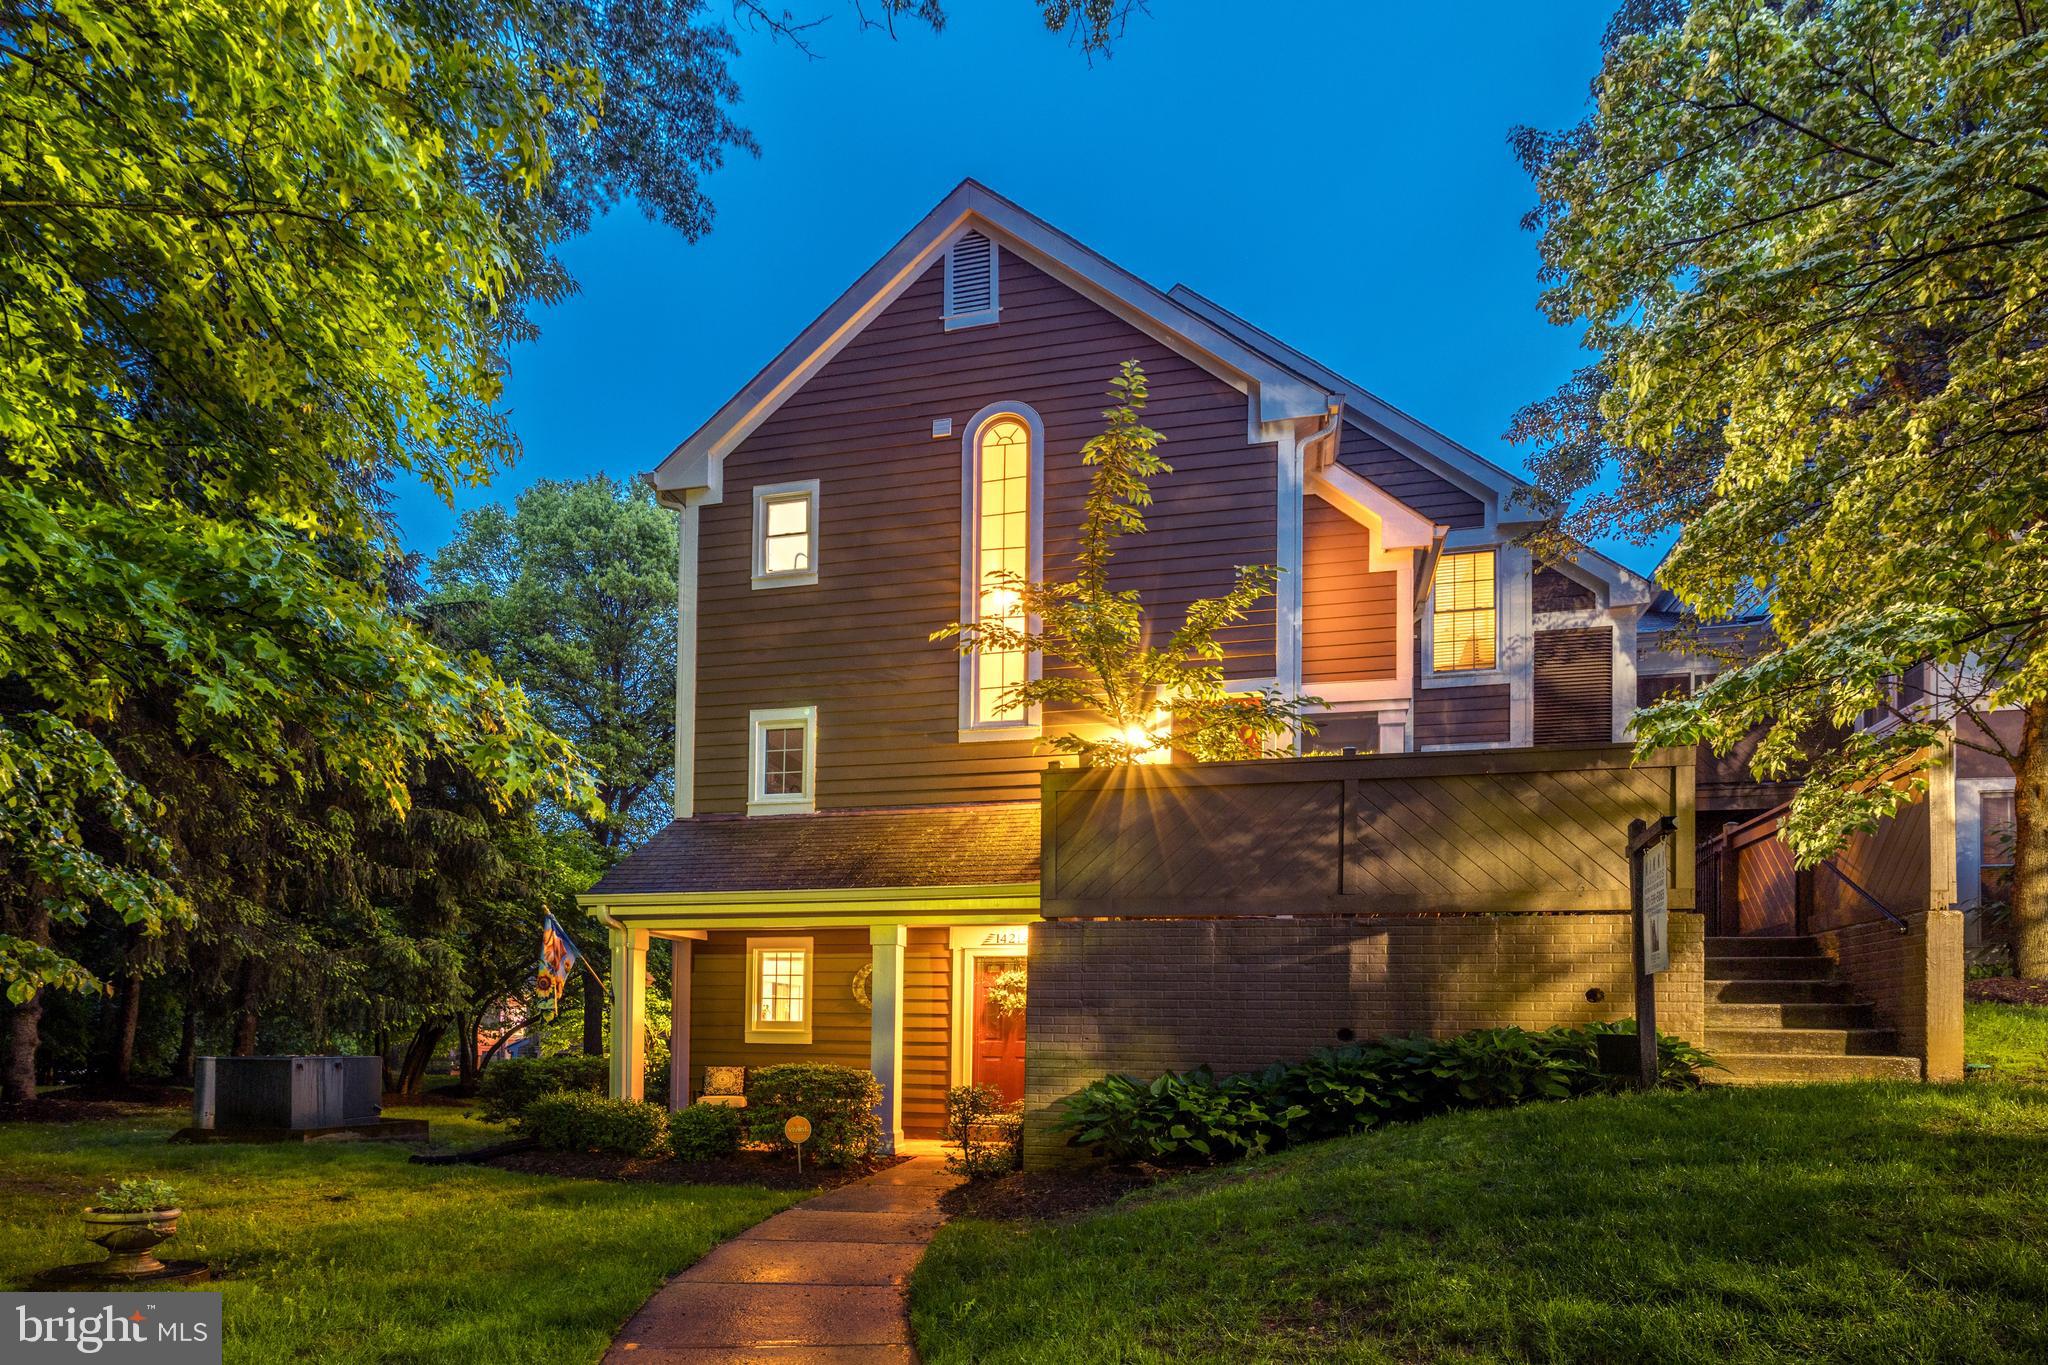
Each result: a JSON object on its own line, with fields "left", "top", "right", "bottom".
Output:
{"left": 536, "top": 913, "right": 582, "bottom": 1021}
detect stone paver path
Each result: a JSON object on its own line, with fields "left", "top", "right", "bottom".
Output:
{"left": 606, "top": 1152, "right": 962, "bottom": 1363}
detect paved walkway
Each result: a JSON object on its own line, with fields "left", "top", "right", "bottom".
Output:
{"left": 606, "top": 1149, "right": 962, "bottom": 1363}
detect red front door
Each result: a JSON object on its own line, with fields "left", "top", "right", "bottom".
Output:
{"left": 971, "top": 957, "right": 1026, "bottom": 1104}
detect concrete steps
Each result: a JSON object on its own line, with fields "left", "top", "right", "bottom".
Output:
{"left": 1703, "top": 936, "right": 1921, "bottom": 1085}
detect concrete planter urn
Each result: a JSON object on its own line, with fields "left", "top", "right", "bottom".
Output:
{"left": 81, "top": 1206, "right": 183, "bottom": 1277}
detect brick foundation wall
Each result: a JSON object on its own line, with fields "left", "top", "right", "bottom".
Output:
{"left": 1816, "top": 909, "right": 1963, "bottom": 1081}
{"left": 1022, "top": 911, "right": 1705, "bottom": 1167}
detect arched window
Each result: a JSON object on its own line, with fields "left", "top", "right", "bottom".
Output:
{"left": 961, "top": 405, "right": 1042, "bottom": 734}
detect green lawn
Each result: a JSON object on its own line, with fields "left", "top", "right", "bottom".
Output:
{"left": 914, "top": 1007, "right": 2048, "bottom": 1364}
{"left": 0, "top": 1103, "right": 801, "bottom": 1364}
{"left": 1966, "top": 1001, "right": 2048, "bottom": 1083}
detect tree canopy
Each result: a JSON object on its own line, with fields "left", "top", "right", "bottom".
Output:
{"left": 1511, "top": 0, "right": 2048, "bottom": 969}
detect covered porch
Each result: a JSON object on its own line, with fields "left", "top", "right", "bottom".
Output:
{"left": 578, "top": 804, "right": 1041, "bottom": 1152}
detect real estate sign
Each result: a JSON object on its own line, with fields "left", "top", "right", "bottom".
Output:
{"left": 1641, "top": 841, "right": 1670, "bottom": 975}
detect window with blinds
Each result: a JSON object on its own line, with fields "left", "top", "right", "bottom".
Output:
{"left": 1432, "top": 550, "right": 1497, "bottom": 672}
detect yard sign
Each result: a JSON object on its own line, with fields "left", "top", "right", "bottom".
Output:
{"left": 1641, "top": 841, "right": 1670, "bottom": 974}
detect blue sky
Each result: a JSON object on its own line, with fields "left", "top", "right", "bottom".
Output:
{"left": 392, "top": 1, "right": 1653, "bottom": 570}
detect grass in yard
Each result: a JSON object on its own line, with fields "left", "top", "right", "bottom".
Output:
{"left": 1966, "top": 1001, "right": 2048, "bottom": 1083}
{"left": 915, "top": 1018, "right": 2048, "bottom": 1362}
{"left": 0, "top": 1103, "right": 802, "bottom": 1364}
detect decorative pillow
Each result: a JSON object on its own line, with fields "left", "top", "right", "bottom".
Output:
{"left": 703, "top": 1065, "right": 746, "bottom": 1097}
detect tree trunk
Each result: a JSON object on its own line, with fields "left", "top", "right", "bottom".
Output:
{"left": 456, "top": 1009, "right": 481, "bottom": 1088}
{"left": 581, "top": 959, "right": 605, "bottom": 1057}
{"left": 1, "top": 896, "right": 50, "bottom": 1106}
{"left": 174, "top": 992, "right": 198, "bottom": 1084}
{"left": 395, "top": 1020, "right": 446, "bottom": 1096}
{"left": 231, "top": 957, "right": 260, "bottom": 1056}
{"left": 109, "top": 971, "right": 143, "bottom": 1087}
{"left": 2014, "top": 699, "right": 2048, "bottom": 980}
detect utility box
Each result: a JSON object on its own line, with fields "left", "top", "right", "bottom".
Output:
{"left": 190, "top": 1056, "right": 383, "bottom": 1132}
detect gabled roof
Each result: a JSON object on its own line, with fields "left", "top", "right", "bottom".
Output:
{"left": 1165, "top": 285, "right": 1655, "bottom": 608}
{"left": 586, "top": 803, "right": 1040, "bottom": 896}
{"left": 650, "top": 179, "right": 1336, "bottom": 500}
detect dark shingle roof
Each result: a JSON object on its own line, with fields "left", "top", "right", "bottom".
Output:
{"left": 588, "top": 803, "right": 1041, "bottom": 896}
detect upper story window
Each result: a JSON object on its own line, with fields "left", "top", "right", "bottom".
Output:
{"left": 748, "top": 705, "right": 816, "bottom": 815}
{"left": 961, "top": 407, "right": 1042, "bottom": 734}
{"left": 944, "top": 229, "right": 1000, "bottom": 330}
{"left": 1433, "top": 549, "right": 1498, "bottom": 672}
{"left": 752, "top": 480, "right": 819, "bottom": 589}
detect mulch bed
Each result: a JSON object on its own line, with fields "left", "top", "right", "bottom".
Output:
{"left": 1966, "top": 976, "right": 2048, "bottom": 1007}
{"left": 485, "top": 1147, "right": 910, "bottom": 1190}
{"left": 938, "top": 1164, "right": 1163, "bottom": 1222}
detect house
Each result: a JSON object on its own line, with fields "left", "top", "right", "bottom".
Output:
{"left": 579, "top": 181, "right": 1955, "bottom": 1151}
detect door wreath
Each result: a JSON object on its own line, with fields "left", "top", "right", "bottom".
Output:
{"left": 851, "top": 962, "right": 873, "bottom": 1010}
{"left": 986, "top": 965, "right": 1027, "bottom": 1021}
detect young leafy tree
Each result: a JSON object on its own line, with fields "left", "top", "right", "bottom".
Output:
{"left": 1510, "top": 0, "right": 2048, "bottom": 973}
{"left": 935, "top": 362, "right": 1320, "bottom": 764}
{"left": 426, "top": 478, "right": 680, "bottom": 852}
{"left": 425, "top": 477, "right": 677, "bottom": 1055}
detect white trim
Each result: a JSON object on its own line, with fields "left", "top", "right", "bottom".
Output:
{"left": 958, "top": 403, "right": 1044, "bottom": 738}
{"left": 744, "top": 935, "right": 814, "bottom": 1045}
{"left": 942, "top": 231, "right": 1001, "bottom": 330}
{"left": 650, "top": 181, "right": 1332, "bottom": 499}
{"left": 1306, "top": 701, "right": 1412, "bottom": 755}
{"left": 946, "top": 925, "right": 1031, "bottom": 1092}
{"left": 674, "top": 494, "right": 702, "bottom": 819}
{"left": 750, "top": 479, "right": 820, "bottom": 590}
{"left": 1275, "top": 423, "right": 1304, "bottom": 699}
{"left": 747, "top": 705, "right": 817, "bottom": 816}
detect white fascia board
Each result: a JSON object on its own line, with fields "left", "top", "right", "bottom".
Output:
{"left": 1306, "top": 464, "right": 1441, "bottom": 551}
{"left": 1163, "top": 287, "right": 1661, "bottom": 607}
{"left": 1167, "top": 284, "right": 1536, "bottom": 510}
{"left": 650, "top": 180, "right": 1334, "bottom": 496}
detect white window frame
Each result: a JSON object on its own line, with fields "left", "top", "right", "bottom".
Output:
{"left": 751, "top": 479, "right": 820, "bottom": 590}
{"left": 747, "top": 705, "right": 817, "bottom": 816}
{"left": 744, "top": 936, "right": 814, "bottom": 1045}
{"left": 942, "top": 229, "right": 1001, "bottom": 330}
{"left": 1423, "top": 546, "right": 1506, "bottom": 684}
{"left": 958, "top": 403, "right": 1044, "bottom": 741}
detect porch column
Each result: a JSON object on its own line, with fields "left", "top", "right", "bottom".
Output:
{"left": 869, "top": 924, "right": 908, "bottom": 1154}
{"left": 609, "top": 925, "right": 649, "bottom": 1102}
{"left": 668, "top": 937, "right": 692, "bottom": 1111}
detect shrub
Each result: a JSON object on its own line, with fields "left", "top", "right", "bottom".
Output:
{"left": 477, "top": 1053, "right": 609, "bottom": 1122}
{"left": 1062, "top": 1021, "right": 1713, "bottom": 1165}
{"left": 944, "top": 1084, "right": 1023, "bottom": 1180}
{"left": 519, "top": 1091, "right": 669, "bottom": 1157}
{"left": 92, "top": 1178, "right": 179, "bottom": 1212}
{"left": 744, "top": 1064, "right": 883, "bottom": 1166}
{"left": 669, "top": 1102, "right": 743, "bottom": 1162}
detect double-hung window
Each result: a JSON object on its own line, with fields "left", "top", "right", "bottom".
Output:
{"left": 745, "top": 937, "right": 812, "bottom": 1044}
{"left": 752, "top": 480, "right": 820, "bottom": 589}
{"left": 1432, "top": 549, "right": 1498, "bottom": 672}
{"left": 748, "top": 705, "right": 816, "bottom": 815}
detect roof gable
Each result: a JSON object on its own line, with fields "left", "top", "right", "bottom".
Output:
{"left": 651, "top": 179, "right": 1335, "bottom": 500}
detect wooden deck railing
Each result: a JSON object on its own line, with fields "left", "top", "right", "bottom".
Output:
{"left": 1039, "top": 745, "right": 1695, "bottom": 919}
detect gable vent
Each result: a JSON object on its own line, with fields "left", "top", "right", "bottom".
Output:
{"left": 943, "top": 230, "right": 1000, "bottom": 330}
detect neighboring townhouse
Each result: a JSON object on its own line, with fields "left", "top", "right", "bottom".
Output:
{"left": 578, "top": 181, "right": 1729, "bottom": 1146}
